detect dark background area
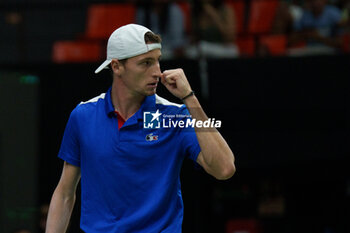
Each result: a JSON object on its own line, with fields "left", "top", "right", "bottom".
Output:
{"left": 1, "top": 54, "right": 348, "bottom": 233}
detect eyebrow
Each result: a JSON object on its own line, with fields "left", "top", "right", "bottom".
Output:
{"left": 138, "top": 55, "right": 162, "bottom": 63}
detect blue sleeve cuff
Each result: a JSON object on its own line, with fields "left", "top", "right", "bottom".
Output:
{"left": 58, "top": 153, "right": 80, "bottom": 167}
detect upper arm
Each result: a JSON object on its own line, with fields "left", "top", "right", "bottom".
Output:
{"left": 56, "top": 161, "right": 81, "bottom": 196}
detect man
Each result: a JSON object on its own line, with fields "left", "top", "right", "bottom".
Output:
{"left": 290, "top": 0, "right": 343, "bottom": 50}
{"left": 46, "top": 24, "right": 235, "bottom": 233}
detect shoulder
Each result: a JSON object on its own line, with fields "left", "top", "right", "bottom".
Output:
{"left": 74, "top": 92, "right": 106, "bottom": 115}
{"left": 79, "top": 92, "right": 106, "bottom": 105}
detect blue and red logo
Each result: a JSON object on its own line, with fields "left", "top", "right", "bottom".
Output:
{"left": 145, "top": 133, "right": 158, "bottom": 141}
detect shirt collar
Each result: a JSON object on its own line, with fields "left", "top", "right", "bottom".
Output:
{"left": 105, "top": 87, "right": 115, "bottom": 117}
{"left": 136, "top": 94, "right": 156, "bottom": 120}
{"left": 105, "top": 87, "right": 157, "bottom": 119}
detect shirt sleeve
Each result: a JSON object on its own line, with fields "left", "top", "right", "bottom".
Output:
{"left": 57, "top": 107, "right": 81, "bottom": 167}
{"left": 178, "top": 106, "right": 201, "bottom": 163}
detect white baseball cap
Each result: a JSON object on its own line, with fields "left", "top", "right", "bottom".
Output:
{"left": 94, "top": 24, "right": 162, "bottom": 74}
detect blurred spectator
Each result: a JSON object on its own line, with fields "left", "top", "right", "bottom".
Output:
{"left": 187, "top": 0, "right": 239, "bottom": 58}
{"left": 289, "top": 0, "right": 344, "bottom": 54}
{"left": 135, "top": 0, "right": 187, "bottom": 59}
{"left": 272, "top": 0, "right": 304, "bottom": 35}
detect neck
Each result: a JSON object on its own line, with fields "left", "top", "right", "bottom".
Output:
{"left": 111, "top": 80, "right": 145, "bottom": 121}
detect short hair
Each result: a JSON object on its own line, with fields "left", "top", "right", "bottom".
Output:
{"left": 144, "top": 31, "right": 162, "bottom": 44}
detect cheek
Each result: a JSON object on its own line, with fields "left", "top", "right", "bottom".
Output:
{"left": 126, "top": 72, "right": 147, "bottom": 89}
{"left": 123, "top": 64, "right": 149, "bottom": 87}
{"left": 124, "top": 68, "right": 141, "bottom": 82}
{"left": 134, "top": 72, "right": 147, "bottom": 85}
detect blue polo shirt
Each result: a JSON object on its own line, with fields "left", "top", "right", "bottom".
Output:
{"left": 58, "top": 88, "right": 201, "bottom": 233}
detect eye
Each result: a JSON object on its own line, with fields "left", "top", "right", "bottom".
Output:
{"left": 141, "top": 60, "right": 152, "bottom": 66}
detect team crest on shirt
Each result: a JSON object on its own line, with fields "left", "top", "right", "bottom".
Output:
{"left": 145, "top": 133, "right": 158, "bottom": 141}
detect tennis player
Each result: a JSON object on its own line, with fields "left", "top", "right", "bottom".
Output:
{"left": 46, "top": 24, "right": 235, "bottom": 233}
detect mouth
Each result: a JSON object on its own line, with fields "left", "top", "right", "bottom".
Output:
{"left": 147, "top": 81, "right": 158, "bottom": 88}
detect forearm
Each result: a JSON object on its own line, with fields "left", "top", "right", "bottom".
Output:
{"left": 160, "top": 69, "right": 235, "bottom": 179}
{"left": 46, "top": 188, "right": 76, "bottom": 233}
{"left": 183, "top": 94, "right": 235, "bottom": 179}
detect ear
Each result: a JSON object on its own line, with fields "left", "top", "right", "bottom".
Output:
{"left": 111, "top": 59, "right": 124, "bottom": 76}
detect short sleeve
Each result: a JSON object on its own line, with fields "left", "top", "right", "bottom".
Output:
{"left": 58, "top": 107, "right": 81, "bottom": 167}
{"left": 178, "top": 106, "right": 201, "bottom": 162}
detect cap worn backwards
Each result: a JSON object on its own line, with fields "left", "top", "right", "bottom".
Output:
{"left": 94, "top": 24, "right": 162, "bottom": 74}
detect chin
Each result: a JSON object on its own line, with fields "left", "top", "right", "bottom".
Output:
{"left": 148, "top": 91, "right": 157, "bottom": 96}
{"left": 145, "top": 88, "right": 157, "bottom": 96}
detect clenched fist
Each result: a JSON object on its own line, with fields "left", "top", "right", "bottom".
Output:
{"left": 160, "top": 69, "right": 193, "bottom": 100}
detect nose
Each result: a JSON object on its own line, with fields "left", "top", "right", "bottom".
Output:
{"left": 152, "top": 61, "right": 162, "bottom": 79}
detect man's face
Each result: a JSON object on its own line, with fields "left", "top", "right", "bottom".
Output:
{"left": 119, "top": 49, "right": 162, "bottom": 97}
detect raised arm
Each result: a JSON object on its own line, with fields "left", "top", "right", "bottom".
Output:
{"left": 183, "top": 95, "right": 235, "bottom": 180}
{"left": 160, "top": 69, "right": 236, "bottom": 180}
{"left": 46, "top": 162, "right": 81, "bottom": 233}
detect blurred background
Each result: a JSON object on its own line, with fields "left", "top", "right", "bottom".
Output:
{"left": 0, "top": 0, "right": 349, "bottom": 232}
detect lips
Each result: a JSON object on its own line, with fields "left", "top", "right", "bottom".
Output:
{"left": 147, "top": 81, "right": 158, "bottom": 87}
